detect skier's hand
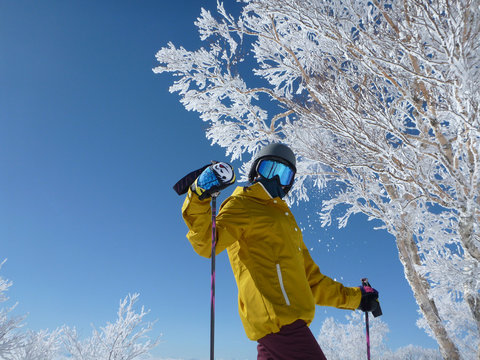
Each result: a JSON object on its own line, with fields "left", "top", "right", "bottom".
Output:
{"left": 191, "top": 162, "right": 235, "bottom": 200}
{"left": 358, "top": 285, "right": 379, "bottom": 313}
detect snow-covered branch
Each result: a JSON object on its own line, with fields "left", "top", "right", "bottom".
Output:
{"left": 62, "top": 293, "right": 160, "bottom": 360}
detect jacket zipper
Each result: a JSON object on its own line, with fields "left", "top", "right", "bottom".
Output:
{"left": 276, "top": 264, "right": 291, "bottom": 306}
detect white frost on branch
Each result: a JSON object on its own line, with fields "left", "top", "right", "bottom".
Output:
{"left": 62, "top": 293, "right": 159, "bottom": 360}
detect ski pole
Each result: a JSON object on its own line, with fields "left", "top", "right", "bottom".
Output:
{"left": 361, "top": 278, "right": 383, "bottom": 360}
{"left": 210, "top": 194, "right": 218, "bottom": 360}
{"left": 173, "top": 163, "right": 235, "bottom": 360}
{"left": 172, "top": 167, "right": 218, "bottom": 360}
{"left": 361, "top": 278, "right": 372, "bottom": 360}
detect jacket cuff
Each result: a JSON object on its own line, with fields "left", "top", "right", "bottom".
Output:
{"left": 348, "top": 286, "right": 363, "bottom": 309}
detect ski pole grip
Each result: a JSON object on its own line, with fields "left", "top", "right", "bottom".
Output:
{"left": 361, "top": 278, "right": 383, "bottom": 317}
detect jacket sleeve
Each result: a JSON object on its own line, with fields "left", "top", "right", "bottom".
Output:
{"left": 302, "top": 243, "right": 362, "bottom": 310}
{"left": 182, "top": 189, "right": 249, "bottom": 258}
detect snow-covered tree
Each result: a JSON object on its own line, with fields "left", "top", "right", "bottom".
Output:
{"left": 318, "top": 311, "right": 442, "bottom": 360}
{"left": 0, "top": 261, "right": 26, "bottom": 358}
{"left": 2, "top": 262, "right": 159, "bottom": 359}
{"left": 62, "top": 293, "right": 159, "bottom": 360}
{"left": 394, "top": 345, "right": 445, "bottom": 360}
{"left": 318, "top": 312, "right": 390, "bottom": 360}
{"left": 1, "top": 261, "right": 62, "bottom": 360}
{"left": 153, "top": 1, "right": 480, "bottom": 359}
{"left": 5, "top": 329, "right": 62, "bottom": 360}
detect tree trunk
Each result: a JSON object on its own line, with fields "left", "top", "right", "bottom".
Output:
{"left": 396, "top": 223, "right": 461, "bottom": 360}
{"left": 460, "top": 207, "right": 480, "bottom": 358}
{"left": 459, "top": 209, "right": 480, "bottom": 263}
{"left": 464, "top": 288, "right": 480, "bottom": 359}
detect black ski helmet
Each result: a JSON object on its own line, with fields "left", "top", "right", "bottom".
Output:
{"left": 248, "top": 143, "right": 297, "bottom": 186}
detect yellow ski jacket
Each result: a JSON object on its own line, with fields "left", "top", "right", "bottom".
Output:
{"left": 182, "top": 182, "right": 362, "bottom": 341}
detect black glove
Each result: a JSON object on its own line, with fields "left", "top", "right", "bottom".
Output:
{"left": 358, "top": 285, "right": 380, "bottom": 313}
{"left": 190, "top": 162, "right": 235, "bottom": 200}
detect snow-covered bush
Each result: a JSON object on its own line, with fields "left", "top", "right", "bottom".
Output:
{"left": 0, "top": 260, "right": 26, "bottom": 359}
{"left": 1, "top": 261, "right": 158, "bottom": 360}
{"left": 62, "top": 293, "right": 159, "bottom": 360}
{"left": 318, "top": 312, "right": 442, "bottom": 360}
{"left": 6, "top": 329, "right": 62, "bottom": 360}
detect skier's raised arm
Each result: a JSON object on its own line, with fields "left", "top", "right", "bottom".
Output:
{"left": 181, "top": 161, "right": 242, "bottom": 257}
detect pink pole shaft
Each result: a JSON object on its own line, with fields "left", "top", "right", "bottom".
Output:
{"left": 210, "top": 196, "right": 217, "bottom": 360}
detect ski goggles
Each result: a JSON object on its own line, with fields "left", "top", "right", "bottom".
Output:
{"left": 257, "top": 159, "right": 295, "bottom": 186}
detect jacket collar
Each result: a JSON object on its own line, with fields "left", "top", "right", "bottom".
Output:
{"left": 232, "top": 182, "right": 286, "bottom": 203}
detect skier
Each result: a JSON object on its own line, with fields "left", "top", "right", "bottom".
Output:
{"left": 181, "top": 143, "right": 380, "bottom": 360}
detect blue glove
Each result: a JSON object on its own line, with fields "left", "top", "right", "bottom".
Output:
{"left": 191, "top": 162, "right": 235, "bottom": 200}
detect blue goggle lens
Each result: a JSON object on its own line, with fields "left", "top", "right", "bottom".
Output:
{"left": 257, "top": 160, "right": 295, "bottom": 186}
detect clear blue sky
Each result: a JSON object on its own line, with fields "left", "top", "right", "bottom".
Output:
{"left": 0, "top": 1, "right": 439, "bottom": 359}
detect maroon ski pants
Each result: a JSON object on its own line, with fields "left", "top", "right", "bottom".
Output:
{"left": 257, "top": 320, "right": 327, "bottom": 360}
